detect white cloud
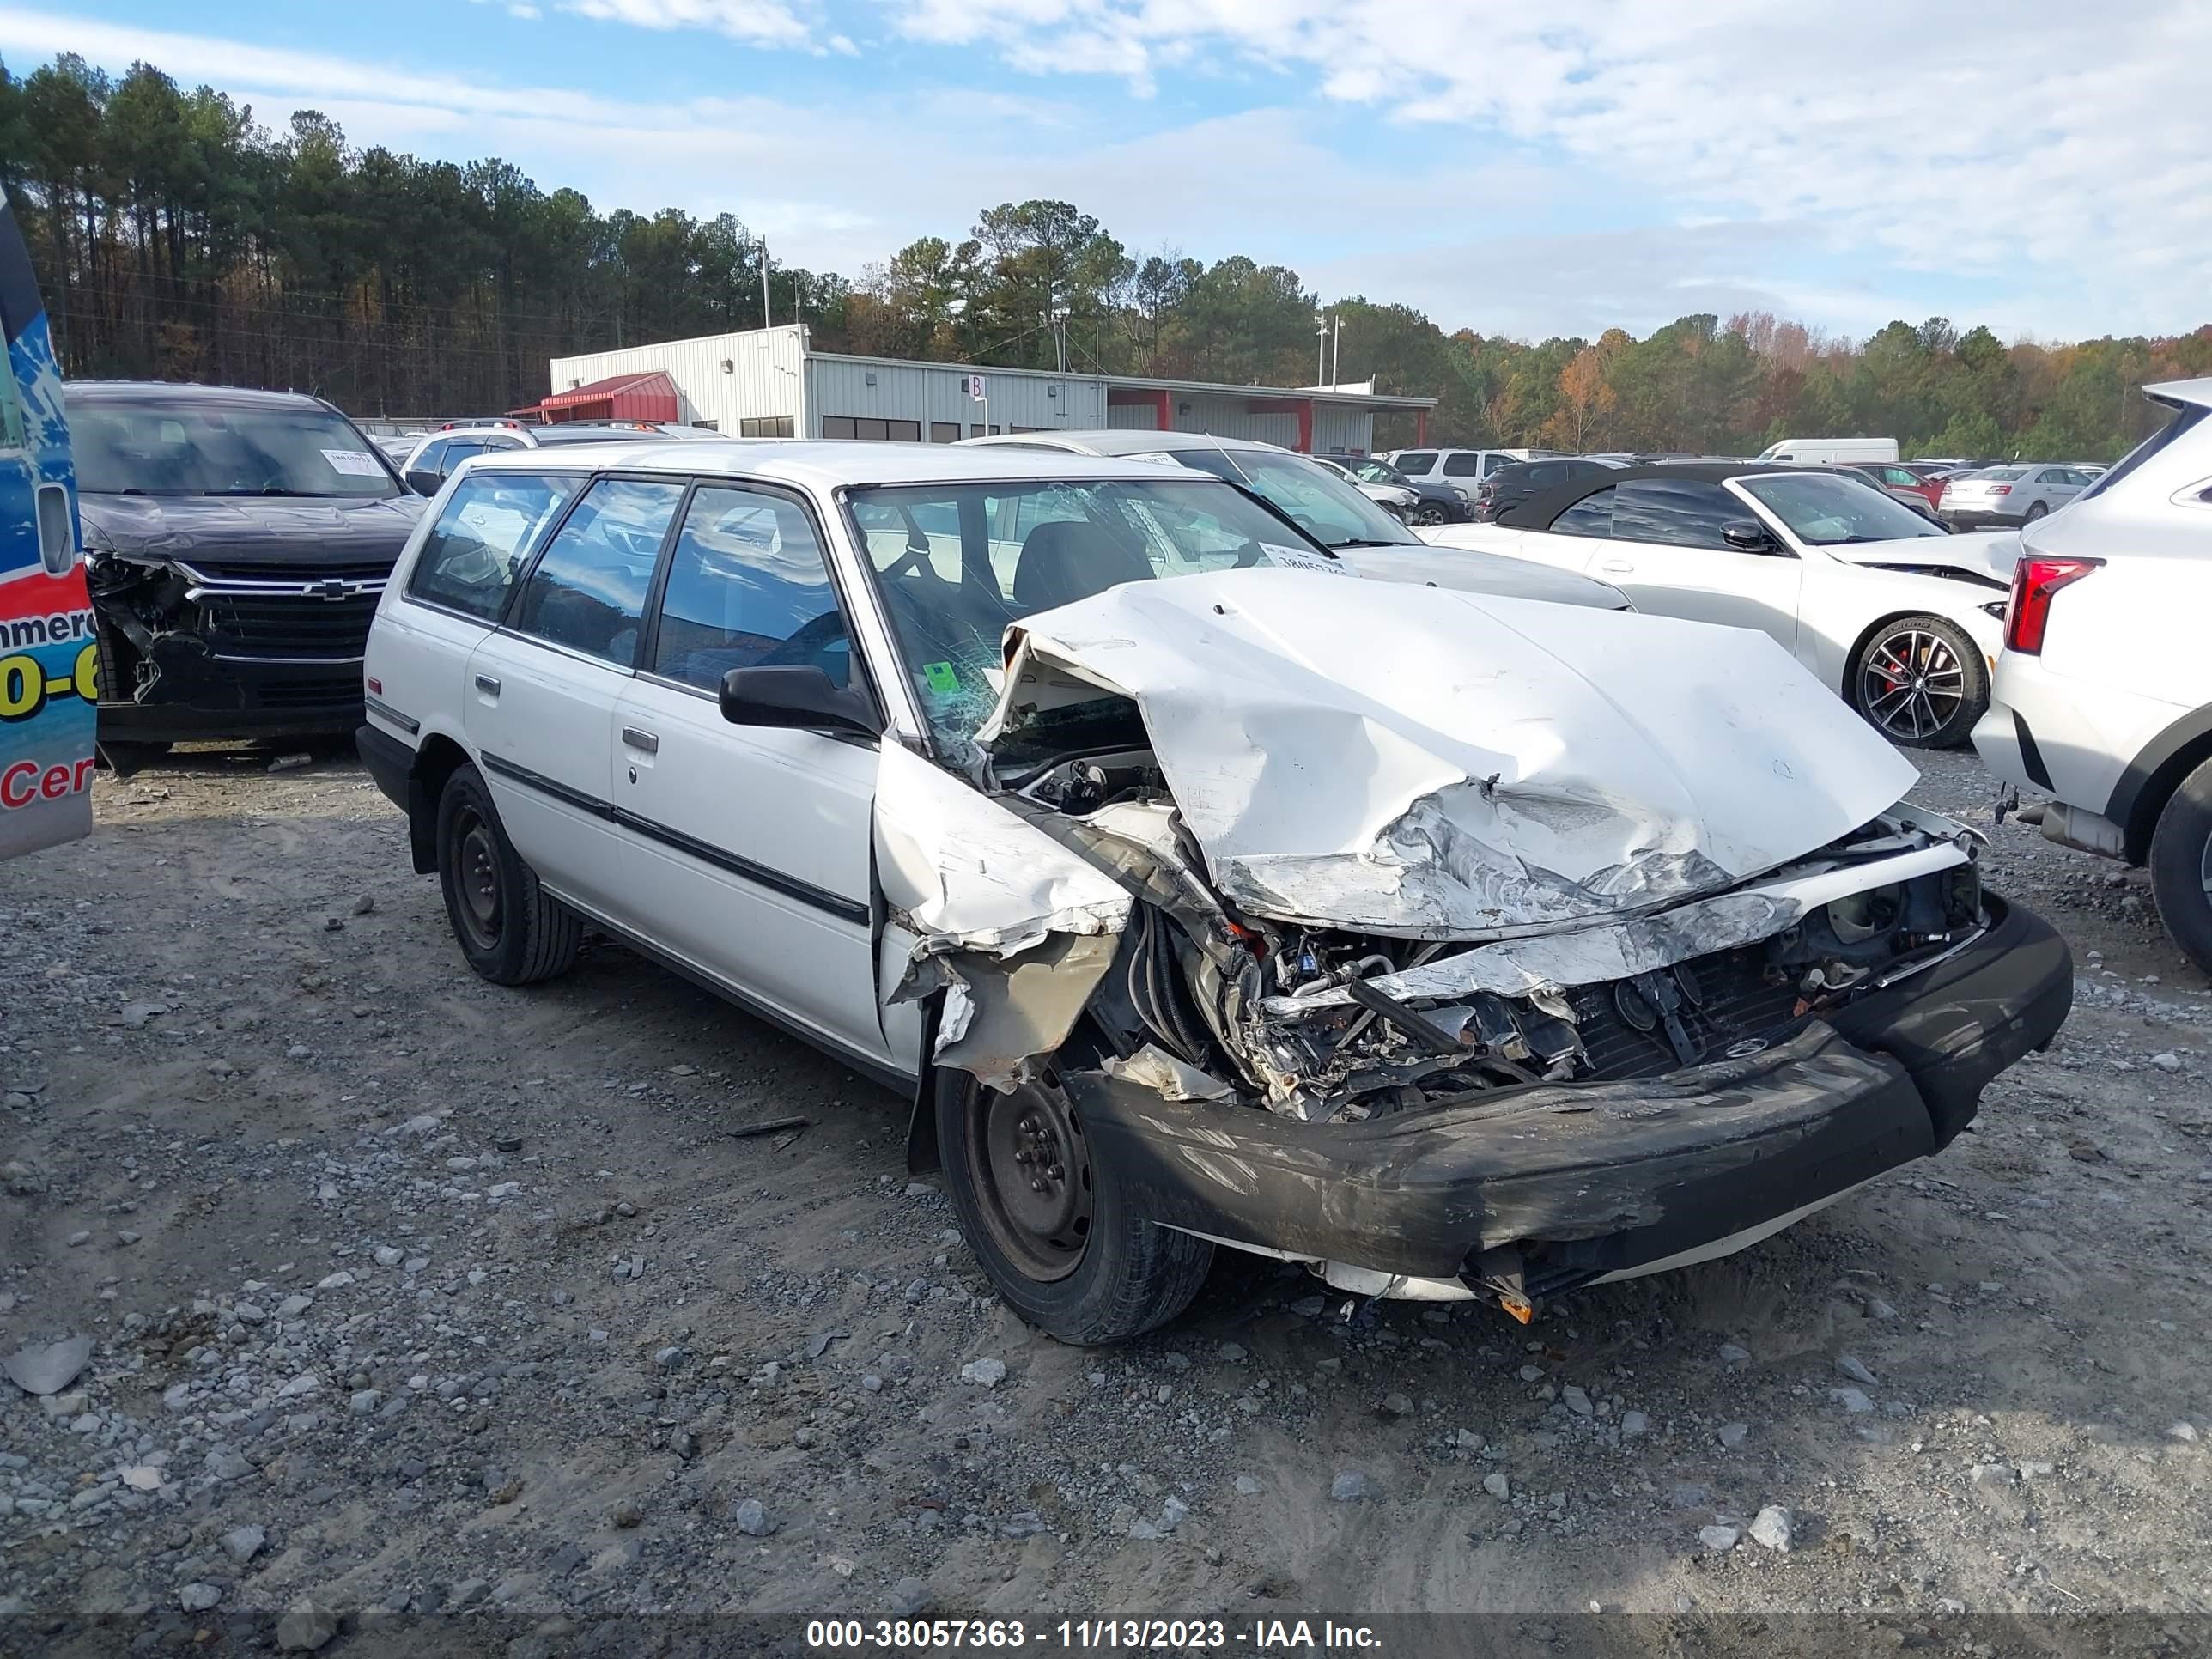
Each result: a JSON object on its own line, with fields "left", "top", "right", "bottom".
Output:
{"left": 873, "top": 0, "right": 2212, "bottom": 331}
{"left": 8, "top": 3, "right": 2202, "bottom": 339}
{"left": 559, "top": 0, "right": 811, "bottom": 45}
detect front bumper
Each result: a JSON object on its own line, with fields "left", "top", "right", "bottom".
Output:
{"left": 1072, "top": 894, "right": 2070, "bottom": 1290}
{"left": 97, "top": 635, "right": 365, "bottom": 742}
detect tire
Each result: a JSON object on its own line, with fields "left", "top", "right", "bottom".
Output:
{"left": 434, "top": 762, "right": 582, "bottom": 986}
{"left": 2024, "top": 501, "right": 2049, "bottom": 521}
{"left": 1411, "top": 502, "right": 1449, "bottom": 527}
{"left": 1850, "top": 614, "right": 1988, "bottom": 750}
{"left": 934, "top": 1066, "right": 1213, "bottom": 1345}
{"left": 2147, "top": 755, "right": 2212, "bottom": 977}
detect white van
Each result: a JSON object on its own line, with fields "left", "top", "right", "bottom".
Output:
{"left": 1755, "top": 437, "right": 1899, "bottom": 465}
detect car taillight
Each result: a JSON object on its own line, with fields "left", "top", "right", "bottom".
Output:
{"left": 1990, "top": 483, "right": 2012, "bottom": 495}
{"left": 2005, "top": 556, "right": 2101, "bottom": 654}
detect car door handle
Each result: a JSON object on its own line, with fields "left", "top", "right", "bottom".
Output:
{"left": 1601, "top": 559, "right": 1635, "bottom": 574}
{"left": 474, "top": 673, "right": 501, "bottom": 696}
{"left": 621, "top": 726, "right": 659, "bottom": 755}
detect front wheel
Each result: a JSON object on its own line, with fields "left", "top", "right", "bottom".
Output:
{"left": 1851, "top": 615, "right": 1987, "bottom": 749}
{"left": 2147, "top": 756, "right": 2212, "bottom": 977}
{"left": 935, "top": 1066, "right": 1212, "bottom": 1345}
{"left": 1411, "top": 502, "right": 1449, "bottom": 526}
{"left": 435, "top": 762, "right": 582, "bottom": 985}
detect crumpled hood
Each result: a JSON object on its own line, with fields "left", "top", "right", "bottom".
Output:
{"left": 79, "top": 491, "right": 426, "bottom": 567}
{"left": 1824, "top": 528, "right": 2018, "bottom": 586}
{"left": 979, "top": 568, "right": 1917, "bottom": 939}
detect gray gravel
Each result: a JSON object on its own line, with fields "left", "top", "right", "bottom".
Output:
{"left": 0, "top": 743, "right": 2207, "bottom": 1626}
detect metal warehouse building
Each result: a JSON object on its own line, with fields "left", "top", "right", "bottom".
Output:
{"left": 527, "top": 325, "right": 1436, "bottom": 453}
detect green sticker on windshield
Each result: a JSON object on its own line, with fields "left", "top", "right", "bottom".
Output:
{"left": 921, "top": 660, "right": 960, "bottom": 695}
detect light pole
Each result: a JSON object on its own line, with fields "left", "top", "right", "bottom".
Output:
{"left": 760, "top": 238, "right": 771, "bottom": 330}
{"left": 1316, "top": 310, "right": 1328, "bottom": 386}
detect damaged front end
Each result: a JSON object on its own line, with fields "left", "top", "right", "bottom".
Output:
{"left": 881, "top": 572, "right": 2074, "bottom": 1318}
{"left": 84, "top": 547, "right": 389, "bottom": 745}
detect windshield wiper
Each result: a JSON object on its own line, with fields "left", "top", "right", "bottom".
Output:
{"left": 202, "top": 488, "right": 342, "bottom": 498}
{"left": 1328, "top": 538, "right": 1407, "bottom": 550}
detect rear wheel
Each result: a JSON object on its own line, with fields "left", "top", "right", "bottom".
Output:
{"left": 935, "top": 1066, "right": 1212, "bottom": 1345}
{"left": 2147, "top": 756, "right": 2212, "bottom": 977}
{"left": 2025, "top": 501, "right": 2049, "bottom": 521}
{"left": 1851, "top": 615, "right": 1987, "bottom": 749}
{"left": 434, "top": 763, "right": 581, "bottom": 985}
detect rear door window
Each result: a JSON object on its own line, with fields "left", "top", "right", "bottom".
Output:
{"left": 406, "top": 472, "right": 582, "bottom": 622}
{"left": 1611, "top": 480, "right": 1741, "bottom": 549}
{"left": 511, "top": 477, "right": 686, "bottom": 665}
{"left": 1441, "top": 453, "right": 1483, "bottom": 477}
{"left": 1550, "top": 487, "right": 1616, "bottom": 538}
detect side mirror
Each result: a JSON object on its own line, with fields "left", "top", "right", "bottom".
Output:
{"left": 1722, "top": 520, "right": 1777, "bottom": 551}
{"left": 720, "top": 665, "right": 878, "bottom": 738}
{"left": 404, "top": 468, "right": 441, "bottom": 496}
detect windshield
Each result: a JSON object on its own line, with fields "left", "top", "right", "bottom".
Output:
{"left": 1974, "top": 465, "right": 2030, "bottom": 482}
{"left": 847, "top": 476, "right": 1340, "bottom": 758}
{"left": 70, "top": 398, "right": 401, "bottom": 497}
{"left": 1153, "top": 447, "right": 1418, "bottom": 547}
{"left": 1738, "top": 472, "right": 1946, "bottom": 544}
{"left": 1342, "top": 458, "right": 1407, "bottom": 485}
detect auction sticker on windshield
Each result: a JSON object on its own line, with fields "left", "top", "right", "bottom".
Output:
{"left": 320, "top": 447, "right": 386, "bottom": 477}
{"left": 1261, "top": 543, "right": 1355, "bottom": 576}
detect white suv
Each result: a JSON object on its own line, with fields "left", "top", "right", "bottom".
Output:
{"left": 360, "top": 440, "right": 2068, "bottom": 1343}
{"left": 1973, "top": 378, "right": 2212, "bottom": 973}
{"left": 1385, "top": 447, "right": 1559, "bottom": 495}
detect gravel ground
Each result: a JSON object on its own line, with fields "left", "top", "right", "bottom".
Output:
{"left": 1, "top": 742, "right": 2207, "bottom": 1644}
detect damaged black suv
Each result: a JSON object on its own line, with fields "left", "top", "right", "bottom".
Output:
{"left": 69, "top": 382, "right": 426, "bottom": 762}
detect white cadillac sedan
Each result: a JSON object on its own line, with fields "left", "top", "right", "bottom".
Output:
{"left": 357, "top": 441, "right": 2069, "bottom": 1344}
{"left": 1422, "top": 463, "right": 2023, "bottom": 747}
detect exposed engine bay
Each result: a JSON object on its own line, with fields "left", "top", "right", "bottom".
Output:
{"left": 998, "top": 750, "right": 1985, "bottom": 1126}
{"left": 868, "top": 569, "right": 2068, "bottom": 1322}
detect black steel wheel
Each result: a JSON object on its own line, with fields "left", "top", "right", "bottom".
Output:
{"left": 935, "top": 1066, "right": 1213, "bottom": 1345}
{"left": 965, "top": 1076, "right": 1094, "bottom": 1282}
{"left": 434, "top": 763, "right": 582, "bottom": 985}
{"left": 1852, "top": 615, "right": 1988, "bottom": 749}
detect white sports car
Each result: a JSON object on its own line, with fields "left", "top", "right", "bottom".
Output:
{"left": 1422, "top": 463, "right": 2021, "bottom": 748}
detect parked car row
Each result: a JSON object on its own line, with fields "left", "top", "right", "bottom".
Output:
{"left": 92, "top": 368, "right": 2212, "bottom": 1340}
{"left": 1421, "top": 461, "right": 2018, "bottom": 747}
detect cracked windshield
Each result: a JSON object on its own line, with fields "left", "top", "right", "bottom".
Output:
{"left": 848, "top": 477, "right": 1340, "bottom": 760}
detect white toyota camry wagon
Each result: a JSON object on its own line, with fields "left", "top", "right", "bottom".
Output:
{"left": 359, "top": 440, "right": 2069, "bottom": 1343}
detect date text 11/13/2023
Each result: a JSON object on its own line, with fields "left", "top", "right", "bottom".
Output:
{"left": 805, "top": 1619, "right": 1383, "bottom": 1651}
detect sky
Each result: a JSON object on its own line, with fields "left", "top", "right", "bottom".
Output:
{"left": 7, "top": 1, "right": 2209, "bottom": 345}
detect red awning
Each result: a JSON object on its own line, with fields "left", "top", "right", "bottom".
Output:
{"left": 509, "top": 369, "right": 679, "bottom": 424}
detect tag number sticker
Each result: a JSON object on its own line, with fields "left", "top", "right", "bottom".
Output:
{"left": 1261, "top": 542, "right": 1355, "bottom": 576}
